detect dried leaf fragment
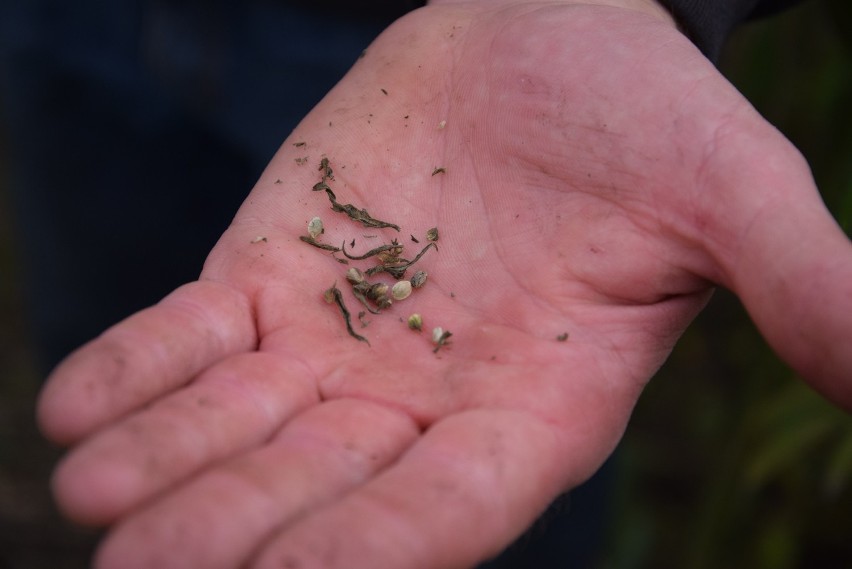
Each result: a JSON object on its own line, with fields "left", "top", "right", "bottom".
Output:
{"left": 323, "top": 187, "right": 401, "bottom": 231}
{"left": 364, "top": 242, "right": 436, "bottom": 279}
{"left": 299, "top": 235, "right": 340, "bottom": 252}
{"left": 319, "top": 157, "right": 333, "bottom": 180}
{"left": 342, "top": 240, "right": 400, "bottom": 261}
{"left": 324, "top": 283, "right": 370, "bottom": 345}
{"left": 432, "top": 327, "right": 452, "bottom": 353}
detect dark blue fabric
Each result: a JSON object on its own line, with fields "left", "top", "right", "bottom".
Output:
{"left": 0, "top": 1, "right": 393, "bottom": 366}
{"left": 662, "top": 0, "right": 807, "bottom": 60}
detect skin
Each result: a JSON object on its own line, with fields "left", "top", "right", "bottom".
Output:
{"left": 37, "top": 1, "right": 852, "bottom": 567}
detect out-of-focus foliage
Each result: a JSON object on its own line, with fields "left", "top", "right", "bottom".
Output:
{"left": 604, "top": 1, "right": 852, "bottom": 568}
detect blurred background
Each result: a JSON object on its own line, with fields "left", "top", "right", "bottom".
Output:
{"left": 1, "top": 1, "right": 851, "bottom": 568}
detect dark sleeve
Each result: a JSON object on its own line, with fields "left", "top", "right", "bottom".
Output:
{"left": 658, "top": 0, "right": 807, "bottom": 61}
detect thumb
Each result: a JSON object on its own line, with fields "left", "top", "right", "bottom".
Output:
{"left": 705, "top": 117, "right": 852, "bottom": 410}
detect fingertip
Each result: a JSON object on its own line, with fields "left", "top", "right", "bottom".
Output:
{"left": 51, "top": 447, "right": 140, "bottom": 527}
{"left": 37, "top": 345, "right": 122, "bottom": 445}
{"left": 37, "top": 361, "right": 91, "bottom": 446}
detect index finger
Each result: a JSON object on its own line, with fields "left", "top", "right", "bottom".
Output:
{"left": 37, "top": 280, "right": 257, "bottom": 444}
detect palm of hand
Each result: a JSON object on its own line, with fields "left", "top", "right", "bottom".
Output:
{"left": 39, "top": 3, "right": 824, "bottom": 568}
{"left": 220, "top": 1, "right": 720, "bottom": 421}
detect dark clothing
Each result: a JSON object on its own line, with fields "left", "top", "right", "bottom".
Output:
{"left": 0, "top": 1, "right": 400, "bottom": 366}
{"left": 663, "top": 0, "right": 808, "bottom": 60}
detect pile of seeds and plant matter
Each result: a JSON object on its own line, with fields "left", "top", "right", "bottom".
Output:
{"left": 299, "top": 157, "right": 451, "bottom": 353}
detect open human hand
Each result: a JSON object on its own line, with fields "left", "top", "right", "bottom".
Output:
{"left": 37, "top": 1, "right": 852, "bottom": 567}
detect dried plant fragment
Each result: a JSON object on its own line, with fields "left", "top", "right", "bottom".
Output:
{"left": 556, "top": 332, "right": 569, "bottom": 342}
{"left": 323, "top": 187, "right": 401, "bottom": 231}
{"left": 319, "top": 157, "right": 333, "bottom": 180}
{"left": 352, "top": 288, "right": 382, "bottom": 314}
{"left": 299, "top": 235, "right": 341, "bottom": 252}
{"left": 426, "top": 227, "right": 439, "bottom": 242}
{"left": 432, "top": 327, "right": 452, "bottom": 353}
{"left": 341, "top": 240, "right": 400, "bottom": 261}
{"left": 349, "top": 280, "right": 381, "bottom": 314}
{"left": 365, "top": 242, "right": 436, "bottom": 279}
{"left": 367, "top": 282, "right": 389, "bottom": 301}
{"left": 324, "top": 283, "right": 370, "bottom": 345}
{"left": 431, "top": 167, "right": 446, "bottom": 176}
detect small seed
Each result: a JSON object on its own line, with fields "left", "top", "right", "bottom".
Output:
{"left": 426, "top": 227, "right": 439, "bottom": 242}
{"left": 368, "top": 283, "right": 389, "bottom": 300}
{"left": 308, "top": 217, "right": 324, "bottom": 239}
{"left": 392, "top": 281, "right": 412, "bottom": 300}
{"left": 323, "top": 287, "right": 336, "bottom": 304}
{"left": 408, "top": 313, "right": 423, "bottom": 331}
{"left": 346, "top": 267, "right": 365, "bottom": 285}
{"left": 411, "top": 270, "right": 428, "bottom": 288}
